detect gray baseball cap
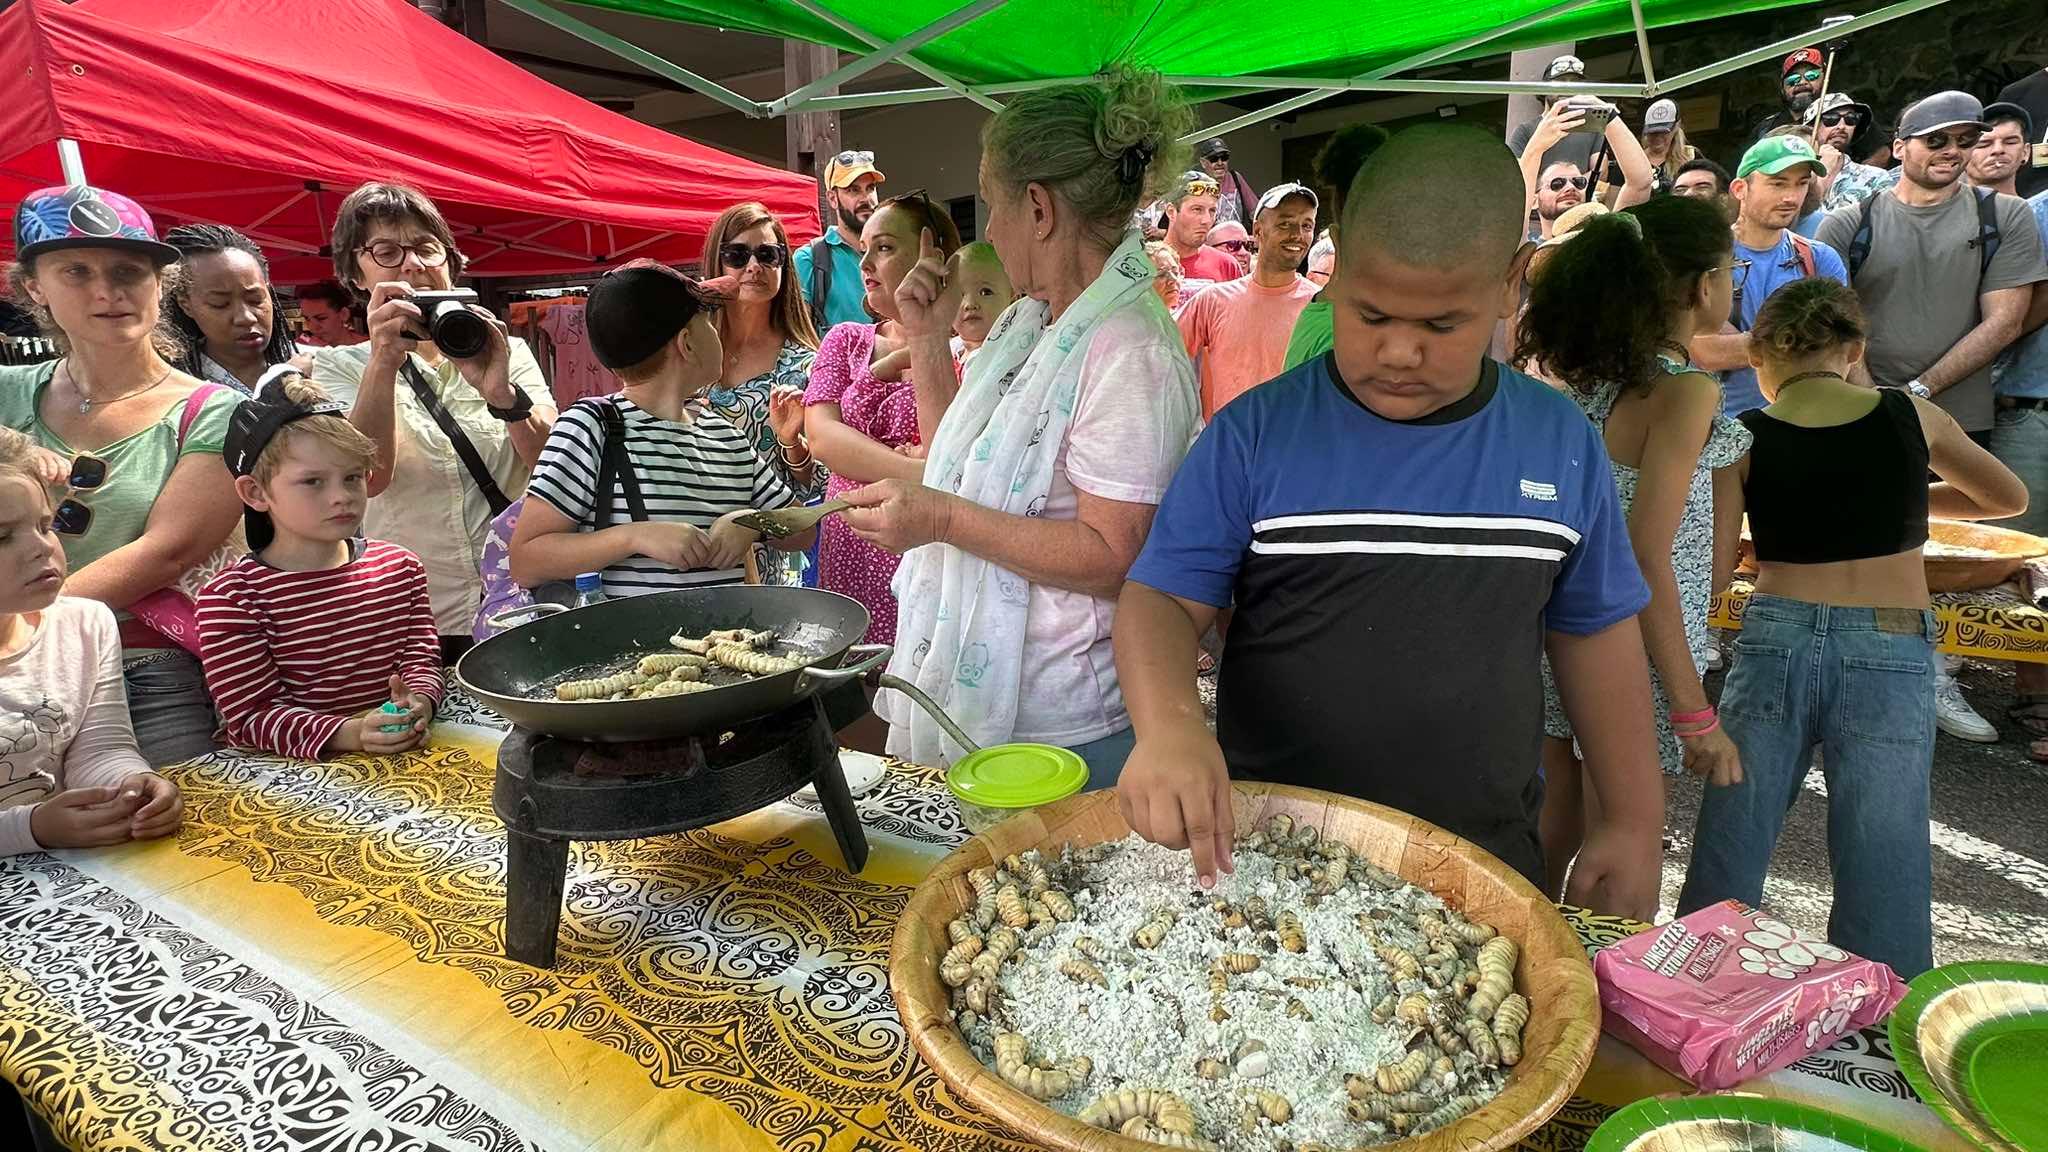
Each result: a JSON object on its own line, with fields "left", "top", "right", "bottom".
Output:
{"left": 1897, "top": 90, "right": 1987, "bottom": 139}
{"left": 1643, "top": 99, "right": 1679, "bottom": 131}
{"left": 1545, "top": 54, "right": 1586, "bottom": 80}
{"left": 1803, "top": 92, "right": 1873, "bottom": 125}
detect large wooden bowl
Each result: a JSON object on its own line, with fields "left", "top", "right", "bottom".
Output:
{"left": 889, "top": 783, "right": 1601, "bottom": 1152}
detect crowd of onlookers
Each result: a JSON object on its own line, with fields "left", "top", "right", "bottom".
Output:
{"left": 4, "top": 48, "right": 2046, "bottom": 979}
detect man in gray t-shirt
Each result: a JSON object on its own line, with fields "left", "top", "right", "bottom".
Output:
{"left": 1817, "top": 91, "right": 2047, "bottom": 433}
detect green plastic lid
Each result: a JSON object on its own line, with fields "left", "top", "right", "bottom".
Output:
{"left": 946, "top": 743, "right": 1087, "bottom": 809}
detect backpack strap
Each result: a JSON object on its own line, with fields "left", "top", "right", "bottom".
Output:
{"left": 1971, "top": 185, "right": 2003, "bottom": 279}
{"left": 1786, "top": 233, "right": 1817, "bottom": 280}
{"left": 572, "top": 396, "right": 648, "bottom": 528}
{"left": 1846, "top": 193, "right": 1878, "bottom": 280}
{"left": 805, "top": 236, "right": 834, "bottom": 333}
{"left": 1845, "top": 186, "right": 2003, "bottom": 282}
{"left": 174, "top": 382, "right": 224, "bottom": 449}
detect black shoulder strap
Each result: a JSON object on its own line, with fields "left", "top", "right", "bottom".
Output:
{"left": 400, "top": 358, "right": 511, "bottom": 517}
{"left": 1972, "top": 185, "right": 2003, "bottom": 279}
{"left": 581, "top": 397, "right": 648, "bottom": 525}
{"left": 806, "top": 236, "right": 833, "bottom": 333}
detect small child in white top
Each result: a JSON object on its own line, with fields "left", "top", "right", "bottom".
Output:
{"left": 0, "top": 428, "right": 181, "bottom": 855}
{"left": 950, "top": 242, "right": 1017, "bottom": 375}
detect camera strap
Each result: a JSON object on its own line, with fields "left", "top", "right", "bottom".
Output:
{"left": 400, "top": 358, "right": 513, "bottom": 518}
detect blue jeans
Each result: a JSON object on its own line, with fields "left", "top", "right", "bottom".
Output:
{"left": 124, "top": 649, "right": 220, "bottom": 769}
{"left": 1677, "top": 595, "right": 1936, "bottom": 977}
{"left": 1070, "top": 726, "right": 1137, "bottom": 793}
{"left": 1989, "top": 406, "right": 2048, "bottom": 538}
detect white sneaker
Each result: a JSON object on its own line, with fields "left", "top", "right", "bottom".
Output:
{"left": 1935, "top": 669, "right": 1999, "bottom": 743}
{"left": 1704, "top": 647, "right": 1724, "bottom": 672}
{"left": 1943, "top": 653, "right": 1966, "bottom": 676}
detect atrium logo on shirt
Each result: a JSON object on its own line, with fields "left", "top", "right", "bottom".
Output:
{"left": 1518, "top": 479, "right": 1559, "bottom": 502}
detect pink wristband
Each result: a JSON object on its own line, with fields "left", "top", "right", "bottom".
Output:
{"left": 1676, "top": 717, "right": 1720, "bottom": 738}
{"left": 1670, "top": 706, "right": 1717, "bottom": 727}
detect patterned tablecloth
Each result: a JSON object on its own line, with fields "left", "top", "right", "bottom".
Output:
{"left": 1714, "top": 578, "right": 2048, "bottom": 662}
{"left": 0, "top": 694, "right": 1970, "bottom": 1152}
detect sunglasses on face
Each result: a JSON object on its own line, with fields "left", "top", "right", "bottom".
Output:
{"left": 1206, "top": 152, "right": 1230, "bottom": 164}
{"left": 1547, "top": 176, "right": 1589, "bottom": 192}
{"left": 1817, "top": 110, "right": 1865, "bottom": 128}
{"left": 1917, "top": 130, "right": 1981, "bottom": 152}
{"left": 52, "top": 454, "right": 108, "bottom": 537}
{"left": 1786, "top": 69, "right": 1823, "bottom": 85}
{"left": 1212, "top": 239, "right": 1257, "bottom": 253}
{"left": 719, "top": 243, "right": 788, "bottom": 270}
{"left": 357, "top": 239, "right": 449, "bottom": 270}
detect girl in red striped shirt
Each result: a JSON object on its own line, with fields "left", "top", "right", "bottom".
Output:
{"left": 197, "top": 376, "right": 441, "bottom": 760}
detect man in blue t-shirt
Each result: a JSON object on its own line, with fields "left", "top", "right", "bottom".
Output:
{"left": 791, "top": 149, "right": 885, "bottom": 332}
{"left": 1113, "top": 125, "right": 1663, "bottom": 919}
{"left": 1689, "top": 135, "right": 1847, "bottom": 415}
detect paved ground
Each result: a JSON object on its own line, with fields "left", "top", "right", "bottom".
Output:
{"left": 1200, "top": 652, "right": 2048, "bottom": 966}
{"left": 1664, "top": 653, "right": 2048, "bottom": 966}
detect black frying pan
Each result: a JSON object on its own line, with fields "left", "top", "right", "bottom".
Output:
{"left": 454, "top": 584, "right": 890, "bottom": 743}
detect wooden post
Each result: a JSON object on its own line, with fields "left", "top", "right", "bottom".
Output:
{"left": 784, "top": 39, "right": 842, "bottom": 232}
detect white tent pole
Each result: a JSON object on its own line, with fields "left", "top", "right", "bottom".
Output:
{"left": 778, "top": 0, "right": 1003, "bottom": 112}
{"left": 1628, "top": 0, "right": 1657, "bottom": 90}
{"left": 1648, "top": 0, "right": 1950, "bottom": 96}
{"left": 57, "top": 139, "right": 87, "bottom": 188}
{"left": 1161, "top": 75, "right": 1642, "bottom": 97}
{"left": 493, "top": 0, "right": 766, "bottom": 117}
{"left": 769, "top": 0, "right": 1011, "bottom": 115}
{"left": 1183, "top": 0, "right": 1607, "bottom": 142}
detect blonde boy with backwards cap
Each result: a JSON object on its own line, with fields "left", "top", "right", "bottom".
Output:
{"left": 197, "top": 375, "right": 444, "bottom": 761}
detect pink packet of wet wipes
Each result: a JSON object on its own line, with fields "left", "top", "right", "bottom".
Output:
{"left": 1592, "top": 900, "right": 1906, "bottom": 1090}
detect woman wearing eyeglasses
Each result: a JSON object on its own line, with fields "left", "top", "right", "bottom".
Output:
{"left": 802, "top": 191, "right": 962, "bottom": 646}
{"left": 309, "top": 183, "right": 556, "bottom": 663}
{"left": 1, "top": 184, "right": 246, "bottom": 767}
{"left": 698, "top": 203, "right": 823, "bottom": 509}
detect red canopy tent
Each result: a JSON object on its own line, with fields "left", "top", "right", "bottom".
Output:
{"left": 0, "top": 0, "right": 818, "bottom": 283}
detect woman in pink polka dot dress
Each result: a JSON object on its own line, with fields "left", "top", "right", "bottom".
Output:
{"left": 803, "top": 194, "right": 963, "bottom": 644}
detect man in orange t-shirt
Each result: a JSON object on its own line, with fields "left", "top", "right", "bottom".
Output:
{"left": 1177, "top": 183, "right": 1321, "bottom": 419}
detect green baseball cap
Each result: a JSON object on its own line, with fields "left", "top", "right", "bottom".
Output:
{"left": 1737, "top": 134, "right": 1826, "bottom": 180}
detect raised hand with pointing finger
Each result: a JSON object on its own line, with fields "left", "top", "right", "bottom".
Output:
{"left": 894, "top": 227, "right": 963, "bottom": 341}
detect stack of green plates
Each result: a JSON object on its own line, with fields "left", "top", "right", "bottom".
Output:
{"left": 1891, "top": 961, "right": 2048, "bottom": 1152}
{"left": 1587, "top": 1096, "right": 1930, "bottom": 1152}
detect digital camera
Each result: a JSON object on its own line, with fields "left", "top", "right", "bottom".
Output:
{"left": 404, "top": 288, "right": 489, "bottom": 359}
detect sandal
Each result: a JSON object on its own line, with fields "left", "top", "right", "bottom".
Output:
{"left": 2030, "top": 736, "right": 2048, "bottom": 765}
{"left": 2008, "top": 695, "right": 2048, "bottom": 737}
{"left": 1196, "top": 651, "right": 1217, "bottom": 676}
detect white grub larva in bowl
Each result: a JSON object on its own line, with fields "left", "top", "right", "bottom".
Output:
{"left": 942, "top": 817, "right": 1528, "bottom": 1151}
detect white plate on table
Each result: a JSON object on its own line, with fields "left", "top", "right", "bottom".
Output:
{"left": 793, "top": 750, "right": 887, "bottom": 802}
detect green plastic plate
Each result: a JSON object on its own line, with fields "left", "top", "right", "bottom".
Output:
{"left": 1891, "top": 960, "right": 2048, "bottom": 1152}
{"left": 1587, "top": 1095, "right": 1931, "bottom": 1152}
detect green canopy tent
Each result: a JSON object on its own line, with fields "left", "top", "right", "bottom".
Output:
{"left": 494, "top": 0, "right": 1953, "bottom": 136}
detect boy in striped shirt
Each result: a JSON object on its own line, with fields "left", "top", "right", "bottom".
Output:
{"left": 197, "top": 378, "right": 442, "bottom": 760}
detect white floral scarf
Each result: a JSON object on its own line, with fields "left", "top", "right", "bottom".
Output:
{"left": 879, "top": 231, "right": 1159, "bottom": 763}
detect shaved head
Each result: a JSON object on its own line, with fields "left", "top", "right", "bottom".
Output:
{"left": 1341, "top": 124, "right": 1525, "bottom": 273}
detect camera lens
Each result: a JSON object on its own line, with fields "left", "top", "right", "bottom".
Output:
{"left": 428, "top": 300, "right": 489, "bottom": 359}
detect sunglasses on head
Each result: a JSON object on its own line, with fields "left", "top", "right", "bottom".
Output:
{"left": 1817, "top": 109, "right": 1865, "bottom": 128}
{"left": 719, "top": 243, "right": 788, "bottom": 270}
{"left": 1916, "top": 129, "right": 1982, "bottom": 152}
{"left": 1547, "top": 176, "right": 1590, "bottom": 192}
{"left": 1787, "top": 68, "right": 1823, "bottom": 85}
{"left": 1212, "top": 239, "right": 1257, "bottom": 253}
{"left": 832, "top": 149, "right": 875, "bottom": 167}
{"left": 52, "top": 454, "right": 108, "bottom": 537}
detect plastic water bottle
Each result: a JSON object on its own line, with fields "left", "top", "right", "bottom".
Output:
{"left": 571, "top": 572, "right": 606, "bottom": 608}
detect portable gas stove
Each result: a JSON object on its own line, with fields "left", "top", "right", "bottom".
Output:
{"left": 492, "top": 677, "right": 873, "bottom": 968}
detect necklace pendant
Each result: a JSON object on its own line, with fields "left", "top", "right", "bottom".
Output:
{"left": 77, "top": 398, "right": 91, "bottom": 414}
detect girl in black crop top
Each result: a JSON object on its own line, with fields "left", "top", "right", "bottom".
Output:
{"left": 1676, "top": 279, "right": 2022, "bottom": 978}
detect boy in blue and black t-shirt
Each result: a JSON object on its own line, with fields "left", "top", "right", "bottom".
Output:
{"left": 1114, "top": 125, "right": 1664, "bottom": 919}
